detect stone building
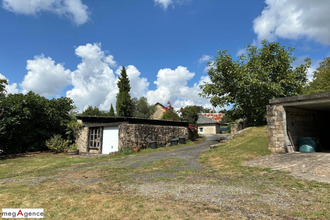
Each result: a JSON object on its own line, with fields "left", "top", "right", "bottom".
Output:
{"left": 151, "top": 102, "right": 165, "bottom": 119}
{"left": 76, "top": 116, "right": 189, "bottom": 154}
{"left": 267, "top": 92, "right": 330, "bottom": 153}
{"left": 197, "top": 113, "right": 221, "bottom": 134}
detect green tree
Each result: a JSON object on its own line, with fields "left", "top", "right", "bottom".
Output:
{"left": 0, "top": 92, "right": 74, "bottom": 155}
{"left": 161, "top": 102, "right": 181, "bottom": 121}
{"left": 304, "top": 57, "right": 330, "bottom": 95}
{"left": 180, "top": 106, "right": 199, "bottom": 124}
{"left": 132, "top": 97, "right": 155, "bottom": 118}
{"left": 81, "top": 105, "right": 106, "bottom": 116}
{"left": 108, "top": 104, "right": 115, "bottom": 116}
{"left": 200, "top": 40, "right": 310, "bottom": 125}
{"left": 116, "top": 66, "right": 133, "bottom": 117}
{"left": 0, "top": 78, "right": 8, "bottom": 98}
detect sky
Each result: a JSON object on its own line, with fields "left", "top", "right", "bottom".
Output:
{"left": 1, "top": 0, "right": 330, "bottom": 112}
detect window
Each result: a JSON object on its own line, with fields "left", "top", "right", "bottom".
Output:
{"left": 199, "top": 127, "right": 203, "bottom": 133}
{"left": 89, "top": 127, "right": 102, "bottom": 149}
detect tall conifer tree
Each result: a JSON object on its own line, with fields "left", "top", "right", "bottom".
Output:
{"left": 116, "top": 66, "right": 133, "bottom": 117}
{"left": 108, "top": 104, "right": 115, "bottom": 116}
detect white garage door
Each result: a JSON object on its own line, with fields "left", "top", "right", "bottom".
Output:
{"left": 102, "top": 127, "right": 119, "bottom": 154}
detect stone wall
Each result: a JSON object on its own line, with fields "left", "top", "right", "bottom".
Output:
{"left": 266, "top": 105, "right": 289, "bottom": 153}
{"left": 231, "top": 123, "right": 243, "bottom": 134}
{"left": 76, "top": 126, "right": 89, "bottom": 153}
{"left": 118, "top": 123, "right": 189, "bottom": 149}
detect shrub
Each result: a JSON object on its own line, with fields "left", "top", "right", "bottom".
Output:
{"left": 68, "top": 144, "right": 78, "bottom": 150}
{"left": 120, "top": 148, "right": 133, "bottom": 155}
{"left": 46, "top": 135, "right": 69, "bottom": 153}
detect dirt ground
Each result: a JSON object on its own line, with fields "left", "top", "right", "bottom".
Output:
{"left": 244, "top": 152, "right": 330, "bottom": 183}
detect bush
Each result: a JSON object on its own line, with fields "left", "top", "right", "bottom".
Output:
{"left": 46, "top": 135, "right": 69, "bottom": 153}
{"left": 0, "top": 92, "right": 74, "bottom": 155}
{"left": 120, "top": 148, "right": 133, "bottom": 155}
{"left": 68, "top": 144, "right": 78, "bottom": 150}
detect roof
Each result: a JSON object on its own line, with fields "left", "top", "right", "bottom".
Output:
{"left": 197, "top": 113, "right": 218, "bottom": 124}
{"left": 77, "top": 116, "right": 189, "bottom": 127}
{"left": 154, "top": 102, "right": 165, "bottom": 108}
{"left": 202, "top": 113, "right": 224, "bottom": 122}
{"left": 269, "top": 92, "right": 330, "bottom": 112}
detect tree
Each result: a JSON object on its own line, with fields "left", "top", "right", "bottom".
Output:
{"left": 304, "top": 57, "right": 330, "bottom": 95}
{"left": 132, "top": 97, "right": 155, "bottom": 118}
{"left": 0, "top": 92, "right": 74, "bottom": 155}
{"left": 180, "top": 106, "right": 199, "bottom": 124}
{"left": 200, "top": 40, "right": 310, "bottom": 125}
{"left": 81, "top": 105, "right": 106, "bottom": 116}
{"left": 0, "top": 78, "right": 8, "bottom": 98}
{"left": 116, "top": 66, "right": 133, "bottom": 117}
{"left": 161, "top": 102, "right": 181, "bottom": 121}
{"left": 108, "top": 104, "right": 115, "bottom": 116}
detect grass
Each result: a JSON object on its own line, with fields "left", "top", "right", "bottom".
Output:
{"left": 200, "top": 126, "right": 330, "bottom": 219}
{"left": 0, "top": 128, "right": 329, "bottom": 219}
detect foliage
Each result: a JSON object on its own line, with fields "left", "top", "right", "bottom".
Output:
{"left": 116, "top": 66, "right": 133, "bottom": 117}
{"left": 68, "top": 144, "right": 78, "bottom": 150}
{"left": 0, "top": 92, "right": 74, "bottom": 155}
{"left": 200, "top": 40, "right": 310, "bottom": 125}
{"left": 108, "top": 104, "right": 115, "bottom": 116}
{"left": 120, "top": 148, "right": 133, "bottom": 155}
{"left": 0, "top": 78, "right": 8, "bottom": 98}
{"left": 81, "top": 105, "right": 107, "bottom": 116}
{"left": 161, "top": 102, "right": 181, "bottom": 121}
{"left": 132, "top": 97, "right": 155, "bottom": 118}
{"left": 304, "top": 57, "right": 330, "bottom": 95}
{"left": 45, "top": 134, "right": 69, "bottom": 153}
{"left": 180, "top": 106, "right": 199, "bottom": 124}
{"left": 66, "top": 119, "right": 83, "bottom": 144}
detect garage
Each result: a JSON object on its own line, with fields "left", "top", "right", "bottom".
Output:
{"left": 75, "top": 116, "right": 191, "bottom": 154}
{"left": 267, "top": 92, "right": 330, "bottom": 153}
{"left": 102, "top": 127, "right": 119, "bottom": 154}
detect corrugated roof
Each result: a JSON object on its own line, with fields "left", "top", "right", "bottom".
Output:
{"left": 197, "top": 113, "right": 218, "bottom": 124}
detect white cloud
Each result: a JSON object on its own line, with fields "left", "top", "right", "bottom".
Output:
{"left": 2, "top": 0, "right": 89, "bottom": 25}
{"left": 67, "top": 43, "right": 118, "bottom": 111}
{"left": 146, "top": 66, "right": 213, "bottom": 109}
{"left": 0, "top": 73, "right": 19, "bottom": 94}
{"left": 14, "top": 43, "right": 213, "bottom": 112}
{"left": 20, "top": 55, "right": 71, "bottom": 97}
{"left": 198, "top": 54, "right": 211, "bottom": 64}
{"left": 155, "top": 0, "right": 173, "bottom": 9}
{"left": 254, "top": 0, "right": 330, "bottom": 45}
{"left": 154, "top": 0, "right": 188, "bottom": 10}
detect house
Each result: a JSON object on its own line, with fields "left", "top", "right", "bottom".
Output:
{"left": 197, "top": 113, "right": 221, "bottom": 134}
{"left": 151, "top": 102, "right": 165, "bottom": 119}
{"left": 267, "top": 92, "right": 330, "bottom": 153}
{"left": 76, "top": 116, "right": 190, "bottom": 154}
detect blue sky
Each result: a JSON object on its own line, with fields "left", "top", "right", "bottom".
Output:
{"left": 1, "top": 0, "right": 329, "bottom": 111}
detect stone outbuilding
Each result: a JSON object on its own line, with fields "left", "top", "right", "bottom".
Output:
{"left": 267, "top": 92, "right": 330, "bottom": 153}
{"left": 197, "top": 113, "right": 221, "bottom": 134}
{"left": 76, "top": 116, "right": 190, "bottom": 154}
{"left": 151, "top": 102, "right": 165, "bottom": 120}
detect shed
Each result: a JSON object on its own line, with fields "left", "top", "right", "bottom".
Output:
{"left": 76, "top": 116, "right": 190, "bottom": 154}
{"left": 197, "top": 113, "right": 220, "bottom": 134}
{"left": 267, "top": 92, "right": 330, "bottom": 153}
